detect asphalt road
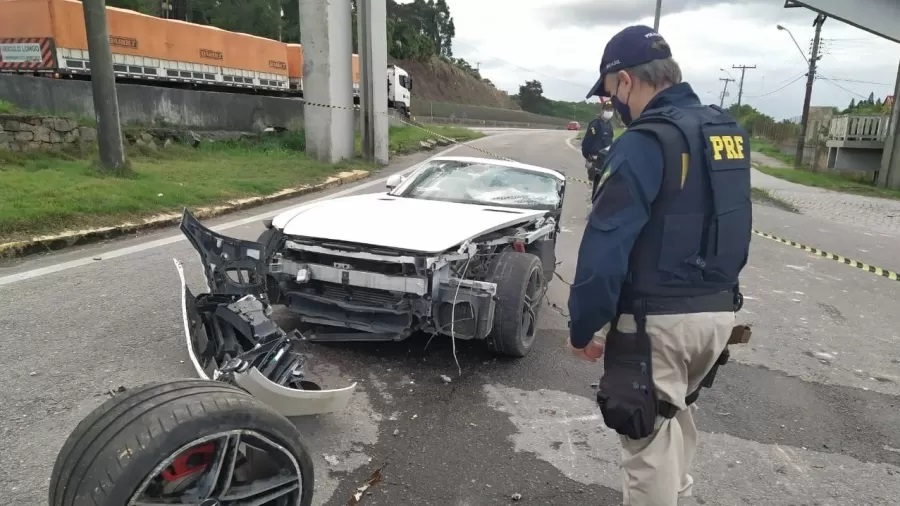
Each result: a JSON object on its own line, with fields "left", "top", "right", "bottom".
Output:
{"left": 2, "top": 129, "right": 900, "bottom": 506}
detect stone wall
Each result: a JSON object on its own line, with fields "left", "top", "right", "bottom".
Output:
{"left": 0, "top": 114, "right": 96, "bottom": 152}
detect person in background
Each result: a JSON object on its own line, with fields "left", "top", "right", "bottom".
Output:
{"left": 580, "top": 99, "right": 616, "bottom": 197}
{"left": 567, "top": 24, "right": 752, "bottom": 506}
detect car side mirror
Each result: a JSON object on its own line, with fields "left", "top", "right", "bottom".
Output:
{"left": 386, "top": 174, "right": 405, "bottom": 190}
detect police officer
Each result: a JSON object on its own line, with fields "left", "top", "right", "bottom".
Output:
{"left": 565, "top": 25, "right": 751, "bottom": 506}
{"left": 581, "top": 100, "right": 616, "bottom": 196}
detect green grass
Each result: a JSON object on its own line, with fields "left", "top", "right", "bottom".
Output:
{"left": 750, "top": 137, "right": 796, "bottom": 167}
{"left": 0, "top": 124, "right": 481, "bottom": 242}
{"left": 0, "top": 100, "right": 16, "bottom": 114}
{"left": 386, "top": 124, "right": 483, "bottom": 154}
{"left": 756, "top": 166, "right": 900, "bottom": 200}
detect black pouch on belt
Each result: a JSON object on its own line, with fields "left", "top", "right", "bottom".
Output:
{"left": 595, "top": 312, "right": 658, "bottom": 440}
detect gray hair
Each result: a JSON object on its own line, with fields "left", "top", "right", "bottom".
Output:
{"left": 611, "top": 57, "right": 683, "bottom": 91}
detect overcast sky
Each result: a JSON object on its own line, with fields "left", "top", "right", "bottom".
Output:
{"left": 426, "top": 0, "right": 900, "bottom": 120}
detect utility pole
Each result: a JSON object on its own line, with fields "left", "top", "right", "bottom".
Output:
{"left": 732, "top": 64, "right": 756, "bottom": 108}
{"left": 82, "top": 0, "right": 127, "bottom": 173}
{"left": 356, "top": 0, "right": 388, "bottom": 165}
{"left": 718, "top": 77, "right": 735, "bottom": 108}
{"left": 653, "top": 0, "right": 662, "bottom": 30}
{"left": 794, "top": 14, "right": 826, "bottom": 169}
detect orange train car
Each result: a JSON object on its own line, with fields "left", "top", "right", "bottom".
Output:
{"left": 286, "top": 43, "right": 361, "bottom": 95}
{"left": 0, "top": 0, "right": 289, "bottom": 91}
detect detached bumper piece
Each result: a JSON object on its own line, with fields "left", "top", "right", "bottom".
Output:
{"left": 175, "top": 209, "right": 356, "bottom": 417}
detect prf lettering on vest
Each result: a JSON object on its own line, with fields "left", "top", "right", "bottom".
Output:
{"left": 709, "top": 135, "right": 745, "bottom": 160}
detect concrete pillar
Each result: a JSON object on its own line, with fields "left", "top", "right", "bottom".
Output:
{"left": 356, "top": 0, "right": 389, "bottom": 165}
{"left": 877, "top": 60, "right": 900, "bottom": 189}
{"left": 299, "top": 0, "right": 354, "bottom": 163}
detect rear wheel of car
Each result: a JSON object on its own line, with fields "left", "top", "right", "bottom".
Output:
{"left": 485, "top": 251, "right": 546, "bottom": 358}
{"left": 49, "top": 379, "right": 314, "bottom": 506}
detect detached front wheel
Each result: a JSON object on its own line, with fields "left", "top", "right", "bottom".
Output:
{"left": 485, "top": 251, "right": 546, "bottom": 358}
{"left": 49, "top": 379, "right": 314, "bottom": 506}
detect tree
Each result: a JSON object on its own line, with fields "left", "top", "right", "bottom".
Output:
{"left": 517, "top": 80, "right": 546, "bottom": 113}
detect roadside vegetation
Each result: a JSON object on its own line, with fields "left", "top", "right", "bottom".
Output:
{"left": 749, "top": 137, "right": 899, "bottom": 200}
{"left": 755, "top": 166, "right": 900, "bottom": 201}
{"left": 750, "top": 138, "right": 795, "bottom": 167}
{"left": 0, "top": 124, "right": 482, "bottom": 243}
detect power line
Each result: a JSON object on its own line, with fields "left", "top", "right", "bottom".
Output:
{"left": 817, "top": 75, "right": 870, "bottom": 100}
{"left": 821, "top": 77, "right": 894, "bottom": 86}
{"left": 732, "top": 64, "right": 756, "bottom": 107}
{"left": 744, "top": 73, "right": 806, "bottom": 98}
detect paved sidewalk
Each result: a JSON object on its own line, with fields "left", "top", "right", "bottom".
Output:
{"left": 751, "top": 151, "right": 900, "bottom": 237}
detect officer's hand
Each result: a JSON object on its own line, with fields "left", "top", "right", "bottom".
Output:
{"left": 566, "top": 337, "right": 599, "bottom": 362}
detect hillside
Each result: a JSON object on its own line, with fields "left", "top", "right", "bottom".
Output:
{"left": 389, "top": 56, "right": 520, "bottom": 110}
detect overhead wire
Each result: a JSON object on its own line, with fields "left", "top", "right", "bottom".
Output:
{"left": 816, "top": 74, "right": 872, "bottom": 100}
{"left": 743, "top": 72, "right": 807, "bottom": 98}
{"left": 820, "top": 77, "right": 895, "bottom": 87}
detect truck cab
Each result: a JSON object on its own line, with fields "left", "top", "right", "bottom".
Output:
{"left": 387, "top": 64, "right": 412, "bottom": 117}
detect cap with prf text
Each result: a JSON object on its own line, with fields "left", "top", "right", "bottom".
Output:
{"left": 585, "top": 25, "right": 672, "bottom": 99}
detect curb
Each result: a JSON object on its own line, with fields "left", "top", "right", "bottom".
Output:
{"left": 0, "top": 169, "right": 371, "bottom": 260}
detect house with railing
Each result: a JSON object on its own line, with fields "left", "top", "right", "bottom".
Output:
{"left": 825, "top": 114, "right": 891, "bottom": 173}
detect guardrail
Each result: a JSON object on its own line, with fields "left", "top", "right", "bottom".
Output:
{"left": 828, "top": 114, "right": 890, "bottom": 142}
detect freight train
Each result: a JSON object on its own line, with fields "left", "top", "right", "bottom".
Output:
{"left": 0, "top": 0, "right": 413, "bottom": 115}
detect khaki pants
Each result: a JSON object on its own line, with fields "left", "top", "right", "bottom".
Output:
{"left": 611, "top": 311, "right": 735, "bottom": 506}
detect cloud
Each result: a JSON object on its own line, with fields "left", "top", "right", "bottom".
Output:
{"left": 541, "top": 0, "right": 816, "bottom": 29}
{"left": 442, "top": 0, "right": 899, "bottom": 120}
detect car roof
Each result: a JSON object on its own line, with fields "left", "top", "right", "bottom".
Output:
{"left": 425, "top": 156, "right": 566, "bottom": 181}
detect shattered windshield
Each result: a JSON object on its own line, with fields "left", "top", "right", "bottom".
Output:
{"left": 394, "top": 160, "right": 562, "bottom": 209}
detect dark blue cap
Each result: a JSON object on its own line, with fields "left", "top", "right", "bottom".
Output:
{"left": 586, "top": 25, "right": 673, "bottom": 99}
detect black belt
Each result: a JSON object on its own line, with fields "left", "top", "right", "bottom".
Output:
{"left": 620, "top": 290, "right": 735, "bottom": 316}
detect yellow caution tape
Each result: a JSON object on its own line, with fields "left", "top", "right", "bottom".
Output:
{"left": 751, "top": 230, "right": 899, "bottom": 281}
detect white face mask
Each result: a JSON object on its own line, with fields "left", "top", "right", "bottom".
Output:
{"left": 601, "top": 111, "right": 613, "bottom": 120}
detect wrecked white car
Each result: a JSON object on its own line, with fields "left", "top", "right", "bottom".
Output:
{"left": 182, "top": 156, "right": 566, "bottom": 364}
{"left": 263, "top": 156, "right": 566, "bottom": 357}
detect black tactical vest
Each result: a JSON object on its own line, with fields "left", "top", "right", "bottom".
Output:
{"left": 618, "top": 101, "right": 752, "bottom": 309}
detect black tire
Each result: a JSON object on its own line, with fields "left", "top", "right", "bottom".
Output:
{"left": 485, "top": 251, "right": 547, "bottom": 358}
{"left": 49, "top": 379, "right": 314, "bottom": 506}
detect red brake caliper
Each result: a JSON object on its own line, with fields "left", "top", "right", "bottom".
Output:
{"left": 161, "top": 442, "right": 217, "bottom": 482}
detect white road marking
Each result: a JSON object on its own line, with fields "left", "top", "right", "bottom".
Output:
{"left": 2, "top": 135, "right": 541, "bottom": 287}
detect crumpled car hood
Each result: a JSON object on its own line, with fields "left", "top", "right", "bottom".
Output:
{"left": 272, "top": 192, "right": 547, "bottom": 253}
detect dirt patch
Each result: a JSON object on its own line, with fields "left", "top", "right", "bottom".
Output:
{"left": 751, "top": 187, "right": 800, "bottom": 214}
{"left": 390, "top": 56, "right": 519, "bottom": 109}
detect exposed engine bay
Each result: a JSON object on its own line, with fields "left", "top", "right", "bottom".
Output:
{"left": 263, "top": 215, "right": 559, "bottom": 344}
